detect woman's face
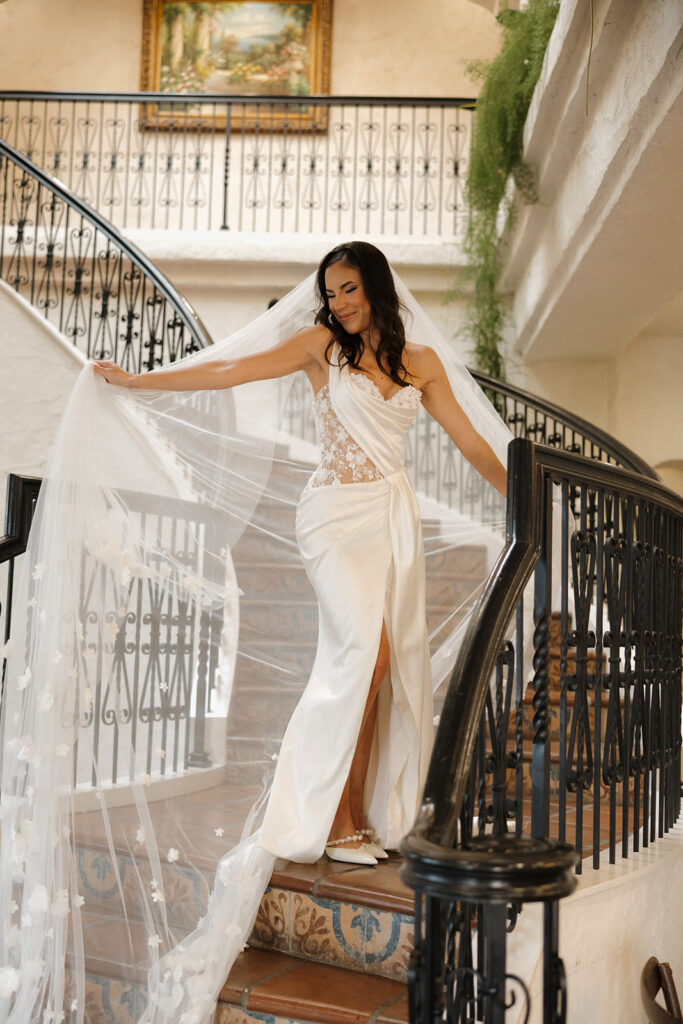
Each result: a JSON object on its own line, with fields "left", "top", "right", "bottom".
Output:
{"left": 324, "top": 262, "right": 372, "bottom": 335}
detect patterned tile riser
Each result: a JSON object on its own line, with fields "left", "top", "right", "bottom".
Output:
{"left": 75, "top": 844, "right": 210, "bottom": 932}
{"left": 76, "top": 846, "right": 412, "bottom": 984}
{"left": 66, "top": 972, "right": 148, "bottom": 1024}
{"left": 249, "top": 887, "right": 412, "bottom": 983}
{"left": 216, "top": 1009, "right": 301, "bottom": 1024}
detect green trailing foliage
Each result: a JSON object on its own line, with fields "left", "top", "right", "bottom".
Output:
{"left": 461, "top": 0, "right": 560, "bottom": 380}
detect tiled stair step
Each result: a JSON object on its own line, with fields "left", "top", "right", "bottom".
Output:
{"left": 251, "top": 857, "right": 414, "bottom": 982}
{"left": 73, "top": 858, "right": 414, "bottom": 1022}
{"left": 217, "top": 948, "right": 408, "bottom": 1024}
{"left": 73, "top": 787, "right": 416, "bottom": 966}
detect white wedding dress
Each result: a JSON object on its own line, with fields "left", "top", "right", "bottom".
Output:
{"left": 0, "top": 273, "right": 512, "bottom": 1024}
{"left": 261, "top": 349, "right": 432, "bottom": 859}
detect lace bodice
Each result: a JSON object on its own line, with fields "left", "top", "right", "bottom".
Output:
{"left": 305, "top": 378, "right": 422, "bottom": 490}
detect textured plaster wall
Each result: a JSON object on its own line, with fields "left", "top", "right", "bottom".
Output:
{"left": 0, "top": 0, "right": 500, "bottom": 97}
{"left": 612, "top": 334, "right": 683, "bottom": 482}
{"left": 521, "top": 824, "right": 683, "bottom": 1024}
{"left": 0, "top": 0, "right": 143, "bottom": 91}
{"left": 507, "top": 359, "right": 613, "bottom": 436}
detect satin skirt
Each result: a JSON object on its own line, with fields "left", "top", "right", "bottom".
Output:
{"left": 259, "top": 472, "right": 433, "bottom": 860}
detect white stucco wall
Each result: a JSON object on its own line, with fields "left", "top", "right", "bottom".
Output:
{"left": 0, "top": 280, "right": 85, "bottom": 515}
{"left": 612, "top": 335, "right": 683, "bottom": 477}
{"left": 0, "top": 0, "right": 500, "bottom": 98}
{"left": 519, "top": 823, "right": 683, "bottom": 1024}
{"left": 497, "top": 0, "right": 683, "bottom": 479}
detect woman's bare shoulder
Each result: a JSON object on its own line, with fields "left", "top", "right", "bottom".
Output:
{"left": 404, "top": 342, "right": 444, "bottom": 387}
{"left": 297, "top": 323, "right": 334, "bottom": 362}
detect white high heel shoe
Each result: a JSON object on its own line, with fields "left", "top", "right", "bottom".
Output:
{"left": 360, "top": 828, "right": 389, "bottom": 859}
{"left": 325, "top": 832, "right": 378, "bottom": 866}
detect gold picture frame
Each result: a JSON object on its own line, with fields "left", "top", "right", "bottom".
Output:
{"left": 140, "top": 0, "right": 333, "bottom": 131}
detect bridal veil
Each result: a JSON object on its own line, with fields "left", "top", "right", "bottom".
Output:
{"left": 0, "top": 266, "right": 512, "bottom": 1022}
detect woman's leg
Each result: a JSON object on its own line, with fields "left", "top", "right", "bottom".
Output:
{"left": 328, "top": 623, "right": 390, "bottom": 847}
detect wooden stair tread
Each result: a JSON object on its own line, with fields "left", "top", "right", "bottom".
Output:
{"left": 219, "top": 947, "right": 408, "bottom": 1024}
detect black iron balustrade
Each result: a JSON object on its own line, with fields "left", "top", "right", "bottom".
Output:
{"left": 0, "top": 139, "right": 211, "bottom": 368}
{"left": 470, "top": 371, "right": 657, "bottom": 479}
{"left": 0, "top": 91, "right": 474, "bottom": 238}
{"left": 0, "top": 474, "right": 226, "bottom": 784}
{"left": 401, "top": 438, "right": 683, "bottom": 1022}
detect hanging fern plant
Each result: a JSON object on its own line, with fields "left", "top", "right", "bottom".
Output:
{"left": 461, "top": 0, "right": 561, "bottom": 379}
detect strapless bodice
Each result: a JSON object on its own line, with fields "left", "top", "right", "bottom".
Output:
{"left": 304, "top": 375, "right": 421, "bottom": 491}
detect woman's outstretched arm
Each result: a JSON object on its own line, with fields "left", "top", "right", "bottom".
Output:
{"left": 92, "top": 325, "right": 329, "bottom": 391}
{"left": 416, "top": 348, "right": 508, "bottom": 498}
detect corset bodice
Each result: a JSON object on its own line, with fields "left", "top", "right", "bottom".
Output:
{"left": 305, "top": 374, "right": 422, "bottom": 491}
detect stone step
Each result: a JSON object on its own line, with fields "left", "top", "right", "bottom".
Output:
{"left": 72, "top": 784, "right": 416, "bottom": 1001}
{"left": 251, "top": 857, "right": 413, "bottom": 982}
{"left": 74, "top": 859, "right": 413, "bottom": 1022}
{"left": 217, "top": 948, "right": 408, "bottom": 1024}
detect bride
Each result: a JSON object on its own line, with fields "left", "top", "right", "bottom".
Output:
{"left": 93, "top": 241, "right": 506, "bottom": 869}
{"left": 0, "top": 241, "right": 511, "bottom": 1024}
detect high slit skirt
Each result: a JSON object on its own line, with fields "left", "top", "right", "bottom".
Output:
{"left": 259, "top": 470, "right": 434, "bottom": 860}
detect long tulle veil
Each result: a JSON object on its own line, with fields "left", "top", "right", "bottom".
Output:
{"left": 0, "top": 268, "right": 512, "bottom": 1022}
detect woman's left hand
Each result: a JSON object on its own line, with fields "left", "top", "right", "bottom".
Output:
{"left": 92, "top": 361, "right": 139, "bottom": 389}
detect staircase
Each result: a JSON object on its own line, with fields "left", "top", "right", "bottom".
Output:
{"left": 74, "top": 849, "right": 413, "bottom": 1023}
{"left": 66, "top": 495, "right": 488, "bottom": 1023}
{"left": 1, "top": 140, "right": 681, "bottom": 1024}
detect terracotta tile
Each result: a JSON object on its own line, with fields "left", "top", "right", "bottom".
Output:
{"left": 316, "top": 859, "right": 413, "bottom": 915}
{"left": 375, "top": 992, "right": 411, "bottom": 1023}
{"left": 220, "top": 947, "right": 302, "bottom": 1004}
{"left": 270, "top": 857, "right": 345, "bottom": 894}
{"left": 246, "top": 960, "right": 406, "bottom": 1024}
{"left": 81, "top": 913, "right": 151, "bottom": 985}
{"left": 74, "top": 781, "right": 260, "bottom": 872}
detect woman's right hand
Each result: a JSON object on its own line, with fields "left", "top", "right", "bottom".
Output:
{"left": 92, "top": 361, "right": 139, "bottom": 389}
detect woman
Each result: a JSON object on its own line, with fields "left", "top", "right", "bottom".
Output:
{"left": 0, "top": 243, "right": 510, "bottom": 1024}
{"left": 93, "top": 241, "right": 506, "bottom": 868}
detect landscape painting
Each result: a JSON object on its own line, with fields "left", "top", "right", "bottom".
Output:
{"left": 141, "top": 0, "right": 333, "bottom": 127}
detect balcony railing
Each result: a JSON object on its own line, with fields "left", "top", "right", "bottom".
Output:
{"left": 0, "top": 91, "right": 474, "bottom": 237}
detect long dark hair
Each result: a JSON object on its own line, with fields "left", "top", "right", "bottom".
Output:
{"left": 314, "top": 241, "right": 411, "bottom": 387}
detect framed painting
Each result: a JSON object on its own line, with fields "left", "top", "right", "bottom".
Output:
{"left": 140, "top": 0, "right": 333, "bottom": 129}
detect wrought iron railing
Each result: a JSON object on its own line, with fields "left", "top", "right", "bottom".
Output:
{"left": 470, "top": 371, "right": 657, "bottom": 479}
{"left": 0, "top": 138, "right": 211, "bottom": 368}
{"left": 401, "top": 438, "right": 683, "bottom": 1022}
{"left": 0, "top": 91, "right": 474, "bottom": 237}
{"left": 0, "top": 474, "right": 228, "bottom": 784}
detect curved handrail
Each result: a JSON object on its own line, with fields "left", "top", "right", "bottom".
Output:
{"left": 402, "top": 438, "right": 683, "bottom": 863}
{"left": 470, "top": 369, "right": 658, "bottom": 479}
{"left": 0, "top": 138, "right": 212, "bottom": 364}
